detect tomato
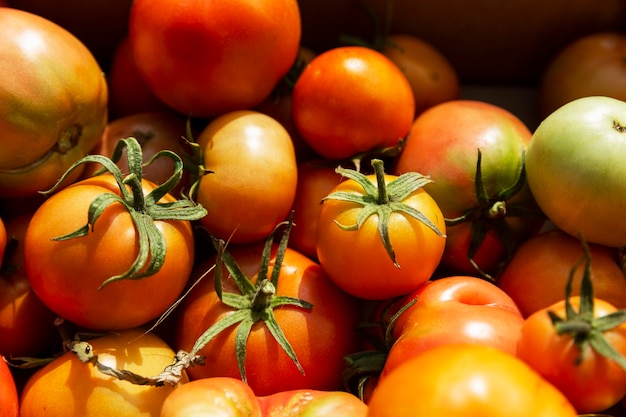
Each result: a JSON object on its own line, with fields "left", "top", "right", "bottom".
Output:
{"left": 381, "top": 34, "right": 460, "bottom": 116}
{"left": 0, "top": 213, "right": 58, "bottom": 357}
{"left": 83, "top": 111, "right": 192, "bottom": 196}
{"left": 24, "top": 171, "right": 199, "bottom": 331}
{"left": 367, "top": 343, "right": 578, "bottom": 417}
{"left": 194, "top": 110, "right": 298, "bottom": 244}
{"left": 288, "top": 160, "right": 344, "bottom": 260}
{"left": 291, "top": 46, "right": 415, "bottom": 160}
{"left": 497, "top": 228, "right": 626, "bottom": 318}
{"left": 0, "top": 355, "right": 18, "bottom": 417}
{"left": 128, "top": 0, "right": 301, "bottom": 118}
{"left": 316, "top": 160, "right": 446, "bottom": 300}
{"left": 175, "top": 238, "right": 362, "bottom": 396}
{"left": 0, "top": 8, "right": 108, "bottom": 198}
{"left": 259, "top": 389, "right": 368, "bottom": 417}
{"left": 393, "top": 100, "right": 542, "bottom": 278}
{"left": 538, "top": 32, "right": 626, "bottom": 119}
{"left": 19, "top": 329, "right": 187, "bottom": 417}
{"left": 107, "top": 37, "right": 171, "bottom": 119}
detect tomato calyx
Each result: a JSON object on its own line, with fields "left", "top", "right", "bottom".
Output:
{"left": 445, "top": 149, "right": 543, "bottom": 280}
{"left": 324, "top": 158, "right": 444, "bottom": 267}
{"left": 549, "top": 238, "right": 626, "bottom": 370}
{"left": 40, "top": 136, "right": 207, "bottom": 288}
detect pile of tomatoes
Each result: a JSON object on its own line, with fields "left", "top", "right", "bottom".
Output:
{"left": 2, "top": 1, "right": 626, "bottom": 416}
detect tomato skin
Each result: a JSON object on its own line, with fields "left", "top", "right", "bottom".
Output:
{"left": 0, "top": 8, "right": 108, "bottom": 198}
{"left": 19, "top": 329, "right": 188, "bottom": 417}
{"left": 517, "top": 297, "right": 626, "bottom": 413}
{"left": 497, "top": 228, "right": 626, "bottom": 318}
{"left": 291, "top": 46, "right": 415, "bottom": 160}
{"left": 175, "top": 244, "right": 362, "bottom": 396}
{"left": 316, "top": 173, "right": 446, "bottom": 300}
{"left": 380, "top": 276, "right": 525, "bottom": 378}
{"left": 128, "top": 0, "right": 301, "bottom": 117}
{"left": 24, "top": 174, "right": 195, "bottom": 331}
{"left": 259, "top": 389, "right": 368, "bottom": 417}
{"left": 195, "top": 110, "right": 298, "bottom": 244}
{"left": 367, "top": 343, "right": 578, "bottom": 417}
{"left": 0, "top": 355, "right": 18, "bottom": 417}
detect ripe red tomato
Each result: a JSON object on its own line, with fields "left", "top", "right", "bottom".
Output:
{"left": 194, "top": 110, "right": 298, "bottom": 244}
{"left": 175, "top": 241, "right": 362, "bottom": 396}
{"left": 0, "top": 355, "right": 18, "bottom": 417}
{"left": 128, "top": 0, "right": 301, "bottom": 117}
{"left": 367, "top": 343, "right": 578, "bottom": 417}
{"left": 497, "top": 228, "right": 626, "bottom": 318}
{"left": 538, "top": 32, "right": 626, "bottom": 119}
{"left": 19, "top": 329, "right": 187, "bottom": 417}
{"left": 316, "top": 160, "right": 446, "bottom": 300}
{"left": 0, "top": 8, "right": 108, "bottom": 198}
{"left": 24, "top": 174, "right": 197, "bottom": 330}
{"left": 393, "top": 100, "right": 541, "bottom": 278}
{"left": 291, "top": 46, "right": 415, "bottom": 160}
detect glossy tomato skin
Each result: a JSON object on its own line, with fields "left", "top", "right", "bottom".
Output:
{"left": 291, "top": 46, "right": 415, "bottom": 160}
{"left": 367, "top": 343, "right": 578, "bottom": 417}
{"left": 517, "top": 297, "right": 626, "bottom": 413}
{"left": 380, "top": 275, "right": 525, "bottom": 378}
{"left": 316, "top": 173, "right": 446, "bottom": 300}
{"left": 195, "top": 110, "right": 298, "bottom": 244}
{"left": 0, "top": 213, "right": 58, "bottom": 357}
{"left": 393, "top": 100, "right": 540, "bottom": 276}
{"left": 0, "top": 355, "right": 18, "bottom": 417}
{"left": 24, "top": 174, "right": 195, "bottom": 331}
{"left": 497, "top": 228, "right": 626, "bottom": 318}
{"left": 175, "top": 244, "right": 362, "bottom": 396}
{"left": 19, "top": 329, "right": 188, "bottom": 417}
{"left": 128, "top": 0, "right": 301, "bottom": 117}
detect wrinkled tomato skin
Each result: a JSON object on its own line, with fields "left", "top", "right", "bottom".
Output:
{"left": 23, "top": 174, "right": 195, "bottom": 331}
{"left": 292, "top": 46, "right": 415, "bottom": 160}
{"left": 175, "top": 244, "right": 362, "bottom": 396}
{"left": 128, "top": 0, "right": 301, "bottom": 118}
{"left": 0, "top": 8, "right": 108, "bottom": 198}
{"left": 19, "top": 329, "right": 188, "bottom": 417}
{"left": 517, "top": 297, "right": 626, "bottom": 414}
{"left": 497, "top": 228, "right": 626, "bottom": 318}
{"left": 259, "top": 389, "right": 368, "bottom": 417}
{"left": 380, "top": 275, "right": 525, "bottom": 378}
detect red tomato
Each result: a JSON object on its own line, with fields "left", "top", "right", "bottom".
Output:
{"left": 538, "top": 32, "right": 626, "bottom": 119}
{"left": 0, "top": 8, "right": 108, "bottom": 198}
{"left": 291, "top": 46, "right": 415, "bottom": 160}
{"left": 367, "top": 344, "right": 578, "bottom": 417}
{"left": 194, "top": 110, "right": 298, "bottom": 244}
{"left": 128, "top": 0, "right": 301, "bottom": 117}
{"left": 316, "top": 160, "right": 446, "bottom": 300}
{"left": 497, "top": 228, "right": 626, "bottom": 318}
{"left": 19, "top": 329, "right": 187, "bottom": 417}
{"left": 393, "top": 100, "right": 541, "bottom": 278}
{"left": 0, "top": 213, "right": 58, "bottom": 357}
{"left": 24, "top": 174, "right": 197, "bottom": 330}
{"left": 175, "top": 241, "right": 362, "bottom": 396}
{"left": 0, "top": 355, "right": 18, "bottom": 417}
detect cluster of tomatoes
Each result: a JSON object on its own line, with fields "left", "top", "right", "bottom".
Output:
{"left": 2, "top": 1, "right": 626, "bottom": 416}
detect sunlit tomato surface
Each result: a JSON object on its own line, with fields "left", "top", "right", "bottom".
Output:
{"left": 381, "top": 34, "right": 460, "bottom": 116}
{"left": 175, "top": 244, "right": 362, "bottom": 396}
{"left": 19, "top": 329, "right": 187, "bottom": 417}
{"left": 0, "top": 213, "right": 58, "bottom": 357}
{"left": 128, "top": 0, "right": 301, "bottom": 117}
{"left": 195, "top": 110, "right": 298, "bottom": 244}
{"left": 517, "top": 297, "right": 626, "bottom": 413}
{"left": 368, "top": 344, "right": 578, "bottom": 417}
{"left": 292, "top": 46, "right": 415, "bottom": 160}
{"left": 24, "top": 174, "right": 195, "bottom": 331}
{"left": 0, "top": 8, "right": 108, "bottom": 198}
{"left": 497, "top": 228, "right": 626, "bottom": 318}
{"left": 0, "top": 355, "right": 18, "bottom": 417}
{"left": 538, "top": 32, "right": 626, "bottom": 119}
